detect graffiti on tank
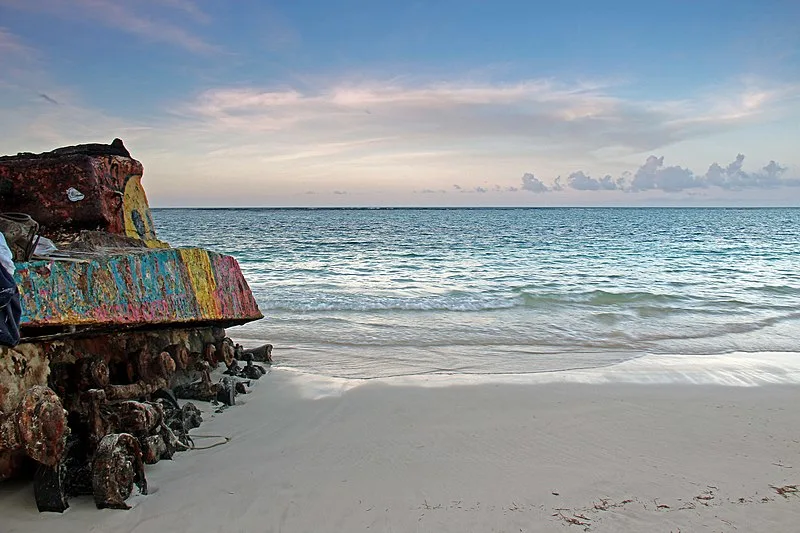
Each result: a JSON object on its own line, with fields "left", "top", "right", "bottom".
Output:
{"left": 15, "top": 249, "right": 262, "bottom": 328}
{"left": 122, "top": 175, "right": 159, "bottom": 244}
{"left": 211, "top": 254, "right": 261, "bottom": 318}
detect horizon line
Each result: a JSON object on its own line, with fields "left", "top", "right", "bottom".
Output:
{"left": 150, "top": 205, "right": 800, "bottom": 210}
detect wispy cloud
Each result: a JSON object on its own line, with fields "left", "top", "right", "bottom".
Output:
{"left": 184, "top": 78, "right": 797, "bottom": 161}
{"left": 0, "top": 0, "right": 217, "bottom": 53}
{"left": 0, "top": 27, "right": 33, "bottom": 59}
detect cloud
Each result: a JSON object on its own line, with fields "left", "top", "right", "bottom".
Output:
{"left": 190, "top": 78, "right": 797, "bottom": 151}
{"left": 626, "top": 154, "right": 800, "bottom": 192}
{"left": 567, "top": 171, "right": 622, "bottom": 191}
{"left": 521, "top": 173, "right": 551, "bottom": 193}
{"left": 0, "top": 27, "right": 33, "bottom": 60}
{"left": 172, "top": 77, "right": 799, "bottom": 197}
{"left": 333, "top": 190, "right": 347, "bottom": 195}
{"left": 2, "top": 66, "right": 798, "bottom": 206}
{"left": 628, "top": 156, "right": 703, "bottom": 192}
{"left": 0, "top": 0, "right": 216, "bottom": 53}
{"left": 704, "top": 155, "right": 793, "bottom": 190}
{"left": 523, "top": 154, "right": 800, "bottom": 194}
{"left": 416, "top": 189, "right": 447, "bottom": 194}
{"left": 452, "top": 185, "right": 493, "bottom": 193}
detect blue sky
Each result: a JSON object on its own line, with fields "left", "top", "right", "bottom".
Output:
{"left": 1, "top": 0, "right": 799, "bottom": 206}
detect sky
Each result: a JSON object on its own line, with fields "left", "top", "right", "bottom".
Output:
{"left": 1, "top": 0, "right": 799, "bottom": 207}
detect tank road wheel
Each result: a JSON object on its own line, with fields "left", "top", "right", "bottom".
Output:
{"left": 15, "top": 386, "right": 69, "bottom": 466}
{"left": 92, "top": 433, "right": 147, "bottom": 509}
{"left": 6, "top": 386, "right": 70, "bottom": 512}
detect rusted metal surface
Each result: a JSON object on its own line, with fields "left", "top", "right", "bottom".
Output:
{"left": 174, "top": 360, "right": 219, "bottom": 403}
{"left": 140, "top": 434, "right": 167, "bottom": 465}
{"left": 0, "top": 343, "right": 51, "bottom": 412}
{"left": 3, "top": 327, "right": 224, "bottom": 402}
{"left": 0, "top": 325, "right": 255, "bottom": 509}
{"left": 20, "top": 326, "right": 220, "bottom": 510}
{"left": 216, "top": 337, "right": 236, "bottom": 367}
{"left": 0, "top": 140, "right": 163, "bottom": 245}
{"left": 105, "top": 378, "right": 170, "bottom": 401}
{"left": 75, "top": 358, "right": 111, "bottom": 390}
{"left": 0, "top": 386, "right": 69, "bottom": 475}
{"left": 0, "top": 326, "right": 226, "bottom": 480}
{"left": 15, "top": 247, "right": 262, "bottom": 332}
{"left": 135, "top": 351, "right": 176, "bottom": 383}
{"left": 108, "top": 401, "right": 162, "bottom": 437}
{"left": 243, "top": 343, "right": 273, "bottom": 363}
{"left": 92, "top": 433, "right": 147, "bottom": 510}
{"left": 165, "top": 344, "right": 190, "bottom": 370}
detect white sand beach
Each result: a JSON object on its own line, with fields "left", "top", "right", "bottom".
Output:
{"left": 3, "top": 354, "right": 800, "bottom": 533}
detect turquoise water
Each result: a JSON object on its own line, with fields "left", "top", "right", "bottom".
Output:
{"left": 153, "top": 208, "right": 800, "bottom": 378}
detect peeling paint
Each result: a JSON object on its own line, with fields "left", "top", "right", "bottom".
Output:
{"left": 15, "top": 248, "right": 262, "bottom": 329}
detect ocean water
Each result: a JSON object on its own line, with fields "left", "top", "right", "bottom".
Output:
{"left": 153, "top": 208, "right": 800, "bottom": 379}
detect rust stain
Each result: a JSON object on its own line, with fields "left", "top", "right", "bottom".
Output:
{"left": 0, "top": 345, "right": 51, "bottom": 412}
{"left": 0, "top": 142, "right": 167, "bottom": 247}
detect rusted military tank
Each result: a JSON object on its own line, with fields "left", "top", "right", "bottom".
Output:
{"left": 0, "top": 140, "right": 265, "bottom": 512}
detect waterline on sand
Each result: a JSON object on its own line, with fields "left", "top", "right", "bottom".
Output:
{"left": 274, "top": 351, "right": 800, "bottom": 399}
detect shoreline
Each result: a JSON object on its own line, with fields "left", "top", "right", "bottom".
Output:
{"left": 3, "top": 365, "right": 800, "bottom": 532}
{"left": 269, "top": 351, "right": 800, "bottom": 399}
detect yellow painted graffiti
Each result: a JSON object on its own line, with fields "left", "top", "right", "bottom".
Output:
{"left": 178, "top": 248, "right": 221, "bottom": 318}
{"left": 123, "top": 175, "right": 166, "bottom": 247}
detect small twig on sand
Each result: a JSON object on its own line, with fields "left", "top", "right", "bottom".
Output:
{"left": 554, "top": 511, "right": 591, "bottom": 530}
{"left": 507, "top": 501, "right": 522, "bottom": 512}
{"left": 593, "top": 498, "right": 610, "bottom": 511}
{"left": 694, "top": 489, "right": 716, "bottom": 505}
{"left": 771, "top": 485, "right": 800, "bottom": 498}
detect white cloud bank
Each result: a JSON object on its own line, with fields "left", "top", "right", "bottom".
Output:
{"left": 515, "top": 154, "right": 798, "bottom": 194}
